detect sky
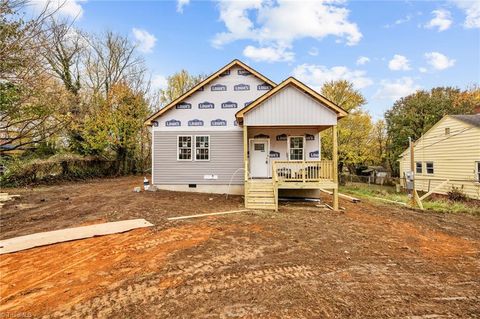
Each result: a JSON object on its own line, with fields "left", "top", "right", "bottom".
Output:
{"left": 35, "top": 0, "right": 479, "bottom": 118}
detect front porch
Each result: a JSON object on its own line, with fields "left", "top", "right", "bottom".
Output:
{"left": 243, "top": 127, "right": 339, "bottom": 211}
{"left": 236, "top": 77, "right": 346, "bottom": 211}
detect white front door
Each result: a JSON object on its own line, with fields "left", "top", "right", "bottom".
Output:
{"left": 249, "top": 139, "right": 269, "bottom": 178}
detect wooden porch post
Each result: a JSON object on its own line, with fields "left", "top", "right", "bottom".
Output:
{"left": 332, "top": 125, "right": 339, "bottom": 210}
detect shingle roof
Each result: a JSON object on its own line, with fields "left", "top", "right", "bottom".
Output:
{"left": 451, "top": 114, "right": 480, "bottom": 128}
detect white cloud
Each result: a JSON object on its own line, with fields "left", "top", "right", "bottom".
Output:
{"left": 32, "top": 0, "right": 86, "bottom": 19}
{"left": 356, "top": 56, "right": 370, "bottom": 65}
{"left": 388, "top": 54, "right": 411, "bottom": 71}
{"left": 384, "top": 12, "right": 421, "bottom": 28}
{"left": 452, "top": 0, "right": 480, "bottom": 28}
{"left": 374, "top": 77, "right": 421, "bottom": 101}
{"left": 151, "top": 74, "right": 168, "bottom": 91}
{"left": 308, "top": 47, "right": 319, "bottom": 56}
{"left": 132, "top": 28, "right": 157, "bottom": 53}
{"left": 419, "top": 67, "right": 428, "bottom": 73}
{"left": 243, "top": 45, "right": 294, "bottom": 62}
{"left": 177, "top": 0, "right": 190, "bottom": 13}
{"left": 425, "top": 9, "right": 452, "bottom": 31}
{"left": 292, "top": 63, "right": 373, "bottom": 89}
{"left": 424, "top": 52, "right": 456, "bottom": 70}
{"left": 213, "top": 0, "right": 362, "bottom": 62}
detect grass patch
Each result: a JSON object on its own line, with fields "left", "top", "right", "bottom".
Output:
{"left": 340, "top": 183, "right": 480, "bottom": 216}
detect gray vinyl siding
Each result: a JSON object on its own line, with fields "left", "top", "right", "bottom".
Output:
{"left": 244, "top": 86, "right": 337, "bottom": 126}
{"left": 153, "top": 130, "right": 244, "bottom": 185}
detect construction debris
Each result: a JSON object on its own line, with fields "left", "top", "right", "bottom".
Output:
{"left": 320, "top": 189, "right": 360, "bottom": 203}
{"left": 0, "top": 219, "right": 154, "bottom": 254}
{"left": 168, "top": 209, "right": 250, "bottom": 221}
{"left": 0, "top": 193, "right": 20, "bottom": 208}
{"left": 372, "top": 197, "right": 407, "bottom": 206}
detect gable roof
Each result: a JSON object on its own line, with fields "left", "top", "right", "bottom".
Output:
{"left": 235, "top": 77, "right": 348, "bottom": 123}
{"left": 144, "top": 59, "right": 276, "bottom": 125}
{"left": 399, "top": 114, "right": 480, "bottom": 157}
{"left": 450, "top": 114, "right": 480, "bottom": 128}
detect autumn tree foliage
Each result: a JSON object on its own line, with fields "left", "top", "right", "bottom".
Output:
{"left": 384, "top": 86, "right": 479, "bottom": 175}
{"left": 158, "top": 70, "right": 205, "bottom": 108}
{"left": 320, "top": 80, "right": 381, "bottom": 173}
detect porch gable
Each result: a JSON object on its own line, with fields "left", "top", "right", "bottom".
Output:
{"left": 236, "top": 77, "right": 348, "bottom": 127}
{"left": 243, "top": 85, "right": 338, "bottom": 126}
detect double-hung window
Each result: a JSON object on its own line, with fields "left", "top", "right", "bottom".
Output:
{"left": 416, "top": 162, "right": 422, "bottom": 174}
{"left": 177, "top": 136, "right": 192, "bottom": 160}
{"left": 177, "top": 135, "right": 210, "bottom": 161}
{"left": 195, "top": 136, "right": 209, "bottom": 161}
{"left": 289, "top": 136, "right": 304, "bottom": 161}
{"left": 426, "top": 162, "right": 434, "bottom": 174}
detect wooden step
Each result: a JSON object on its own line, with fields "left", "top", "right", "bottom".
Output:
{"left": 245, "top": 203, "right": 276, "bottom": 210}
{"left": 247, "top": 198, "right": 275, "bottom": 204}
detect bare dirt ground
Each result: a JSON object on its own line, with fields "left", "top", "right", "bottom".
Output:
{"left": 1, "top": 176, "right": 479, "bottom": 318}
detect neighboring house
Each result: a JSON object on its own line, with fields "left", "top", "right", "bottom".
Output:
{"left": 399, "top": 114, "right": 480, "bottom": 200}
{"left": 361, "top": 166, "right": 390, "bottom": 185}
{"left": 145, "top": 59, "right": 348, "bottom": 210}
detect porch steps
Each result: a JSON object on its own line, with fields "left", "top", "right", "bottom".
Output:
{"left": 245, "top": 180, "right": 276, "bottom": 210}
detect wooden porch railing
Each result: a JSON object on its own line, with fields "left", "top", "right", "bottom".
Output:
{"left": 272, "top": 160, "right": 333, "bottom": 183}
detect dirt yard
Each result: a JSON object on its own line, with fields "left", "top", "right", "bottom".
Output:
{"left": 1, "top": 176, "right": 479, "bottom": 318}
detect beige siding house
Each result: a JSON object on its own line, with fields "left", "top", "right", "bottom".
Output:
{"left": 399, "top": 115, "right": 480, "bottom": 199}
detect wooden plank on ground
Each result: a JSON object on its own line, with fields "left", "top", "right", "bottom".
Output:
{"left": 168, "top": 209, "right": 250, "bottom": 221}
{"left": 320, "top": 189, "right": 360, "bottom": 203}
{"left": 0, "top": 219, "right": 154, "bottom": 254}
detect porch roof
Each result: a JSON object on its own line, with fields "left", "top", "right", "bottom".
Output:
{"left": 236, "top": 77, "right": 348, "bottom": 126}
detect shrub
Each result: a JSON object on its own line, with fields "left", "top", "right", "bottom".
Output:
{"left": 447, "top": 186, "right": 467, "bottom": 202}
{"left": 0, "top": 154, "right": 128, "bottom": 187}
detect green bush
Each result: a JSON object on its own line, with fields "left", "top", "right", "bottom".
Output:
{"left": 0, "top": 154, "right": 127, "bottom": 187}
{"left": 447, "top": 186, "right": 467, "bottom": 202}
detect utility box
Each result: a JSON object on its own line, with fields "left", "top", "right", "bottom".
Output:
{"left": 405, "top": 171, "right": 414, "bottom": 190}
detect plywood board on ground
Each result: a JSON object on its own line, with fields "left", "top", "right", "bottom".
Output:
{"left": 0, "top": 219, "right": 154, "bottom": 254}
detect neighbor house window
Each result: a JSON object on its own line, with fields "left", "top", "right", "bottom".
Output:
{"left": 416, "top": 162, "right": 422, "bottom": 174}
{"left": 445, "top": 127, "right": 450, "bottom": 135}
{"left": 426, "top": 162, "right": 434, "bottom": 174}
{"left": 195, "top": 135, "right": 210, "bottom": 161}
{"left": 476, "top": 161, "right": 480, "bottom": 182}
{"left": 289, "top": 136, "right": 304, "bottom": 160}
{"left": 177, "top": 136, "right": 192, "bottom": 161}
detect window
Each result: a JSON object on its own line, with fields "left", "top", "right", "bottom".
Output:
{"left": 445, "top": 127, "right": 450, "bottom": 135}
{"left": 416, "top": 162, "right": 422, "bottom": 174}
{"left": 289, "top": 136, "right": 304, "bottom": 160}
{"left": 476, "top": 161, "right": 480, "bottom": 182}
{"left": 177, "top": 136, "right": 192, "bottom": 161}
{"left": 426, "top": 162, "right": 434, "bottom": 174}
{"left": 195, "top": 136, "right": 209, "bottom": 161}
{"left": 254, "top": 143, "right": 265, "bottom": 151}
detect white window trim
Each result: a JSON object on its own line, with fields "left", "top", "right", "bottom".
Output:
{"left": 475, "top": 161, "right": 480, "bottom": 183}
{"left": 177, "top": 135, "right": 193, "bottom": 161}
{"left": 426, "top": 161, "right": 434, "bottom": 175}
{"left": 194, "top": 135, "right": 210, "bottom": 162}
{"left": 287, "top": 136, "right": 305, "bottom": 161}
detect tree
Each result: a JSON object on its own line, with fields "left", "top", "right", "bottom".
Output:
{"left": 0, "top": 0, "right": 71, "bottom": 152}
{"left": 158, "top": 70, "right": 205, "bottom": 107}
{"left": 320, "top": 80, "right": 366, "bottom": 112}
{"left": 83, "top": 31, "right": 147, "bottom": 96}
{"left": 384, "top": 86, "right": 478, "bottom": 175}
{"left": 371, "top": 119, "right": 388, "bottom": 167}
{"left": 320, "top": 80, "right": 373, "bottom": 173}
{"left": 42, "top": 18, "right": 84, "bottom": 97}
{"left": 81, "top": 83, "right": 150, "bottom": 173}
